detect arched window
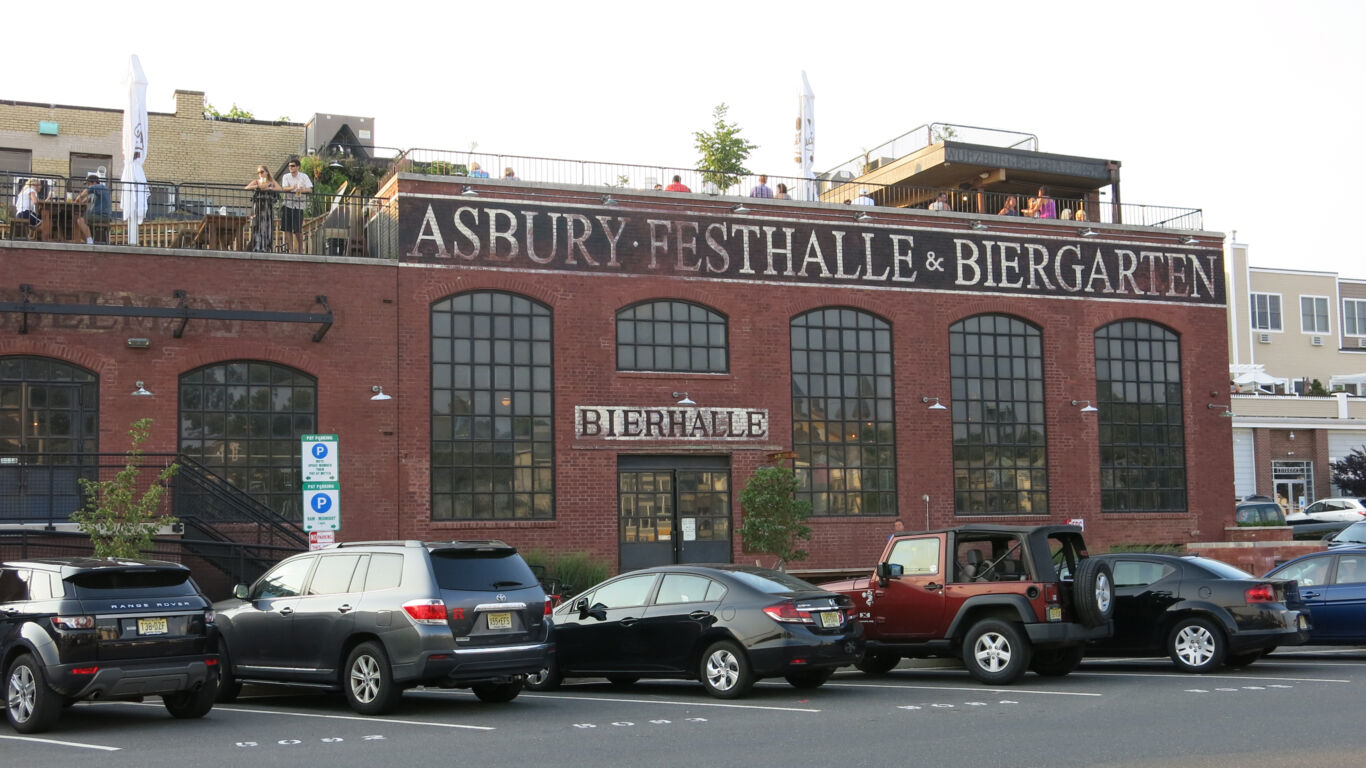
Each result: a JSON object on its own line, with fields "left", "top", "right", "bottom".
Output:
{"left": 1094, "top": 320, "right": 1186, "bottom": 512}
{"left": 179, "top": 361, "right": 317, "bottom": 521}
{"left": 0, "top": 356, "right": 98, "bottom": 460}
{"left": 790, "top": 308, "right": 895, "bottom": 516}
{"left": 616, "top": 300, "right": 727, "bottom": 373}
{"left": 431, "top": 291, "right": 554, "bottom": 520}
{"left": 949, "top": 315, "right": 1048, "bottom": 515}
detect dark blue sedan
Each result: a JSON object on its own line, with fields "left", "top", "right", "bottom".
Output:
{"left": 1266, "top": 548, "right": 1366, "bottom": 644}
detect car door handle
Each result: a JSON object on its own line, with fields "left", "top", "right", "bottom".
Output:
{"left": 1302, "top": 591, "right": 1320, "bottom": 598}
{"left": 620, "top": 617, "right": 637, "bottom": 627}
{"left": 278, "top": 606, "right": 294, "bottom": 616}
{"left": 337, "top": 604, "right": 352, "bottom": 613}
{"left": 689, "top": 610, "right": 712, "bottom": 620}
{"left": 925, "top": 582, "right": 943, "bottom": 591}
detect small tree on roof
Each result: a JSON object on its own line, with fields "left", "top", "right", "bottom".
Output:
{"left": 694, "top": 103, "right": 757, "bottom": 194}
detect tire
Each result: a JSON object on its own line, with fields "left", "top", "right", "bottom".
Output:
{"left": 784, "top": 668, "right": 834, "bottom": 689}
{"left": 523, "top": 662, "right": 563, "bottom": 692}
{"left": 1167, "top": 617, "right": 1226, "bottom": 673}
{"left": 343, "top": 641, "right": 403, "bottom": 715}
{"left": 164, "top": 674, "right": 219, "bottom": 719}
{"left": 216, "top": 646, "right": 242, "bottom": 703}
{"left": 1029, "top": 645, "right": 1085, "bottom": 677}
{"left": 605, "top": 674, "right": 639, "bottom": 688}
{"left": 1225, "top": 651, "right": 1263, "bottom": 668}
{"left": 854, "top": 651, "right": 901, "bottom": 675}
{"left": 5, "top": 654, "right": 63, "bottom": 734}
{"left": 471, "top": 679, "right": 523, "bottom": 703}
{"left": 962, "top": 620, "right": 1032, "bottom": 685}
{"left": 699, "top": 641, "right": 754, "bottom": 699}
{"left": 1073, "top": 558, "right": 1115, "bottom": 628}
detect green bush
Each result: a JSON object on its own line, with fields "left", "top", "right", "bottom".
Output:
{"left": 519, "top": 548, "right": 611, "bottom": 599}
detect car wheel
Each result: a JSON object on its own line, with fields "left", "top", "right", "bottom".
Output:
{"left": 5, "top": 654, "right": 63, "bottom": 734}
{"left": 471, "top": 679, "right": 523, "bottom": 703}
{"left": 216, "top": 646, "right": 242, "bottom": 703}
{"left": 1225, "top": 650, "right": 1263, "bottom": 668}
{"left": 854, "top": 651, "right": 900, "bottom": 675}
{"left": 164, "top": 674, "right": 219, "bottom": 719}
{"left": 1029, "top": 646, "right": 1085, "bottom": 677}
{"left": 1073, "top": 559, "right": 1115, "bottom": 628}
{"left": 699, "top": 640, "right": 754, "bottom": 699}
{"left": 962, "top": 620, "right": 1032, "bottom": 685}
{"left": 523, "top": 662, "right": 563, "bottom": 692}
{"left": 1167, "top": 617, "right": 1226, "bottom": 673}
{"left": 343, "top": 641, "right": 403, "bottom": 715}
{"left": 784, "top": 668, "right": 834, "bottom": 689}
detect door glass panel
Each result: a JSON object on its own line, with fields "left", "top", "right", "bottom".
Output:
{"left": 655, "top": 574, "right": 715, "bottom": 604}
{"left": 591, "top": 574, "right": 657, "bottom": 608}
{"left": 254, "top": 557, "right": 315, "bottom": 599}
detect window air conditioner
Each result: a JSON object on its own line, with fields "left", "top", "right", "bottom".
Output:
{"left": 1258, "top": 333, "right": 1271, "bottom": 344}
{"left": 1312, "top": 336, "right": 1324, "bottom": 346}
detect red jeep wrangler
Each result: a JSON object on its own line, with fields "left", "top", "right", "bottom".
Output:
{"left": 822, "top": 524, "right": 1113, "bottom": 684}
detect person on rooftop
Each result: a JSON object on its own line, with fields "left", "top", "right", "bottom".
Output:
{"left": 665, "top": 175, "right": 690, "bottom": 193}
{"left": 929, "top": 192, "right": 951, "bottom": 211}
{"left": 775, "top": 183, "right": 790, "bottom": 200}
{"left": 998, "top": 196, "right": 1022, "bottom": 216}
{"left": 749, "top": 175, "right": 774, "bottom": 198}
{"left": 14, "top": 178, "right": 42, "bottom": 232}
{"left": 74, "top": 173, "right": 111, "bottom": 244}
{"left": 853, "top": 188, "right": 875, "bottom": 206}
{"left": 1035, "top": 186, "right": 1057, "bottom": 219}
{"left": 503, "top": 167, "right": 519, "bottom": 181}
{"left": 469, "top": 162, "right": 489, "bottom": 178}
{"left": 279, "top": 158, "right": 313, "bottom": 253}
{"left": 246, "top": 163, "right": 281, "bottom": 252}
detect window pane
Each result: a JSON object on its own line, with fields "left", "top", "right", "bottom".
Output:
{"left": 616, "top": 301, "right": 727, "bottom": 373}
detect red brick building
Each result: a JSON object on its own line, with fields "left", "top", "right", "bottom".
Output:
{"left": 0, "top": 170, "right": 1230, "bottom": 573}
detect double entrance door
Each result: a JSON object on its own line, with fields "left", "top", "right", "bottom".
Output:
{"left": 618, "top": 455, "right": 731, "bottom": 571}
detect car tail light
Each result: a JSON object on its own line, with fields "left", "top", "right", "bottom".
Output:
{"left": 205, "top": 658, "right": 218, "bottom": 666}
{"left": 402, "top": 599, "right": 449, "bottom": 625}
{"left": 70, "top": 667, "right": 99, "bottom": 675}
{"left": 1044, "top": 584, "right": 1060, "bottom": 604}
{"left": 53, "top": 615, "right": 95, "bottom": 630}
{"left": 763, "top": 601, "right": 814, "bottom": 624}
{"left": 1245, "top": 584, "right": 1277, "bottom": 603}
{"left": 544, "top": 598, "right": 553, "bottom": 616}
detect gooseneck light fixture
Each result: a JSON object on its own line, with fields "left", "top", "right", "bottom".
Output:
{"left": 1071, "top": 399, "right": 1098, "bottom": 413}
{"left": 922, "top": 396, "right": 947, "bottom": 411}
{"left": 131, "top": 381, "right": 153, "bottom": 397}
{"left": 460, "top": 185, "right": 479, "bottom": 197}
{"left": 1079, "top": 228, "right": 1099, "bottom": 238}
{"left": 732, "top": 203, "right": 750, "bottom": 214}
{"left": 370, "top": 385, "right": 392, "bottom": 401}
{"left": 1207, "top": 403, "right": 1234, "bottom": 418}
{"left": 672, "top": 391, "right": 696, "bottom": 406}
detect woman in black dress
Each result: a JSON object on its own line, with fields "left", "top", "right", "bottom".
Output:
{"left": 245, "top": 164, "right": 280, "bottom": 252}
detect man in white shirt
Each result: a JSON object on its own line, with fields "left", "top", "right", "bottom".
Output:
{"left": 279, "top": 158, "right": 313, "bottom": 253}
{"left": 853, "top": 188, "right": 875, "bottom": 206}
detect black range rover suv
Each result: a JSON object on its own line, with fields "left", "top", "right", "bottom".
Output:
{"left": 214, "top": 540, "right": 552, "bottom": 715}
{"left": 2, "top": 557, "right": 219, "bottom": 733}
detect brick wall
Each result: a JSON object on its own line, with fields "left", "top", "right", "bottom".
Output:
{"left": 0, "top": 181, "right": 1235, "bottom": 574}
{"left": 0, "top": 91, "right": 303, "bottom": 183}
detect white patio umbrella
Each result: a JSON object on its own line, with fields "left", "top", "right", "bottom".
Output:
{"left": 794, "top": 71, "right": 815, "bottom": 201}
{"left": 121, "top": 55, "right": 149, "bottom": 245}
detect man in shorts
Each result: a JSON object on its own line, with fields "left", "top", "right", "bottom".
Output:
{"left": 279, "top": 158, "right": 313, "bottom": 253}
{"left": 74, "top": 173, "right": 112, "bottom": 244}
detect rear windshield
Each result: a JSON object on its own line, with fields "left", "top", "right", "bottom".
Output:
{"left": 430, "top": 551, "right": 538, "bottom": 591}
{"left": 66, "top": 568, "right": 199, "bottom": 598}
{"left": 1334, "top": 523, "right": 1366, "bottom": 545}
{"left": 1184, "top": 557, "right": 1254, "bottom": 580}
{"left": 725, "top": 568, "right": 819, "bottom": 594}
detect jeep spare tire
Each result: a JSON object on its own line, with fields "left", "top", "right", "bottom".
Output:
{"left": 1073, "top": 558, "right": 1114, "bottom": 628}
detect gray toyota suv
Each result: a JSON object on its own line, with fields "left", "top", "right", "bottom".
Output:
{"left": 214, "top": 540, "right": 552, "bottom": 715}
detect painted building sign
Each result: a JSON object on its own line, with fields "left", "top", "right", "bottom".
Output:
{"left": 400, "top": 199, "right": 1224, "bottom": 304}
{"left": 576, "top": 405, "right": 769, "bottom": 442}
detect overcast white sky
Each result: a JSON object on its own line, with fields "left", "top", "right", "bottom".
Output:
{"left": 15, "top": 0, "right": 1362, "bottom": 274}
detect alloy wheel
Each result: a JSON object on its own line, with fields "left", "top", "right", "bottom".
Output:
{"left": 705, "top": 648, "right": 740, "bottom": 691}
{"left": 7, "top": 665, "right": 36, "bottom": 723}
{"left": 1174, "top": 625, "right": 1216, "bottom": 667}
{"left": 1095, "top": 572, "right": 1113, "bottom": 614}
{"left": 349, "top": 654, "right": 382, "bottom": 703}
{"left": 973, "top": 631, "right": 1013, "bottom": 673}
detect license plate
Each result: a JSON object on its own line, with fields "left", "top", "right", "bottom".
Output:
{"left": 486, "top": 612, "right": 512, "bottom": 630}
{"left": 1047, "top": 605, "right": 1063, "bottom": 622}
{"left": 817, "top": 611, "right": 841, "bottom": 629}
{"left": 137, "top": 617, "right": 168, "bottom": 636}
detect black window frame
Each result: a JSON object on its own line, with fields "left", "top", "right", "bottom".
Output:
{"left": 615, "top": 300, "right": 728, "bottom": 373}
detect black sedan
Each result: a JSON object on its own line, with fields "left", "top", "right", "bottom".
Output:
{"left": 1087, "top": 554, "right": 1308, "bottom": 672}
{"left": 526, "top": 564, "right": 862, "bottom": 698}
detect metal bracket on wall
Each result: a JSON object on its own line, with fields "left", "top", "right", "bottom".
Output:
{"left": 0, "top": 285, "right": 335, "bottom": 342}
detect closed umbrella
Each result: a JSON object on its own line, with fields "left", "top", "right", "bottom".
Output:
{"left": 121, "top": 55, "right": 149, "bottom": 245}
{"left": 794, "top": 71, "right": 815, "bottom": 201}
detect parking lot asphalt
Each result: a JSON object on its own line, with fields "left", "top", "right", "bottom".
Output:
{"left": 5, "top": 649, "right": 1366, "bottom": 768}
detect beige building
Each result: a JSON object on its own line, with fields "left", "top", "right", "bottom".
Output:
{"left": 1226, "top": 241, "right": 1366, "bottom": 508}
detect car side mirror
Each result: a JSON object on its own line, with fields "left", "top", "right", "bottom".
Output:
{"left": 587, "top": 602, "right": 609, "bottom": 622}
{"left": 575, "top": 597, "right": 590, "bottom": 619}
{"left": 876, "top": 562, "right": 903, "bottom": 580}
{"left": 233, "top": 583, "right": 250, "bottom": 600}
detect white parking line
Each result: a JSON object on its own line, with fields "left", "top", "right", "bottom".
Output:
{"left": 97, "top": 700, "right": 495, "bottom": 730}
{"left": 818, "top": 681, "right": 1103, "bottom": 697}
{"left": 0, "top": 734, "right": 121, "bottom": 751}
{"left": 1072, "top": 671, "right": 1349, "bottom": 683}
{"left": 422, "top": 689, "right": 822, "bottom": 713}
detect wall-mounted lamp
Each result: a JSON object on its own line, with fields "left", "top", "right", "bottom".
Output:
{"left": 1288, "top": 430, "right": 1295, "bottom": 440}
{"left": 732, "top": 203, "right": 750, "bottom": 214}
{"left": 1079, "top": 228, "right": 1099, "bottom": 238}
{"left": 126, "top": 337, "right": 151, "bottom": 349}
{"left": 672, "top": 391, "right": 696, "bottom": 406}
{"left": 1179, "top": 235, "right": 1198, "bottom": 246}
{"left": 131, "top": 381, "right": 153, "bottom": 397}
{"left": 1206, "top": 403, "right": 1233, "bottom": 417}
{"left": 602, "top": 194, "right": 619, "bottom": 206}
{"left": 854, "top": 211, "right": 871, "bottom": 222}
{"left": 460, "top": 185, "right": 479, "bottom": 197}
{"left": 1071, "top": 399, "right": 1098, "bottom": 413}
{"left": 970, "top": 220, "right": 989, "bottom": 231}
{"left": 922, "top": 396, "right": 947, "bottom": 411}
{"left": 370, "top": 385, "right": 392, "bottom": 401}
